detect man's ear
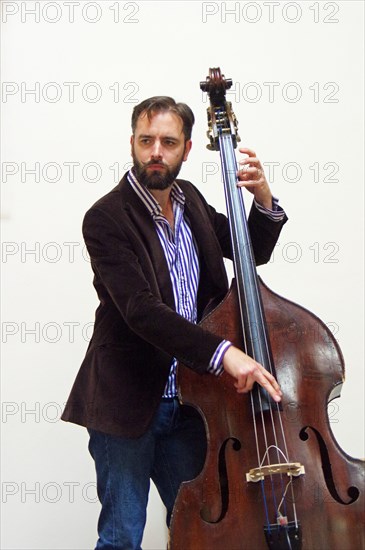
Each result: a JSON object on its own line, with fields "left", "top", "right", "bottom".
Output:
{"left": 130, "top": 135, "right": 134, "bottom": 156}
{"left": 183, "top": 140, "right": 192, "bottom": 162}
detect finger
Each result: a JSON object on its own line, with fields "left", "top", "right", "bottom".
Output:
{"left": 234, "top": 374, "right": 248, "bottom": 390}
{"left": 259, "top": 367, "right": 282, "bottom": 394}
{"left": 257, "top": 379, "right": 282, "bottom": 402}
{"left": 237, "top": 164, "right": 260, "bottom": 177}
{"left": 236, "top": 371, "right": 257, "bottom": 393}
{"left": 238, "top": 160, "right": 263, "bottom": 177}
{"left": 239, "top": 157, "right": 260, "bottom": 167}
{"left": 234, "top": 381, "right": 244, "bottom": 392}
{"left": 238, "top": 166, "right": 257, "bottom": 175}
{"left": 236, "top": 374, "right": 262, "bottom": 394}
{"left": 238, "top": 147, "right": 256, "bottom": 157}
{"left": 256, "top": 371, "right": 282, "bottom": 402}
{"left": 236, "top": 180, "right": 260, "bottom": 189}
{"left": 237, "top": 166, "right": 263, "bottom": 183}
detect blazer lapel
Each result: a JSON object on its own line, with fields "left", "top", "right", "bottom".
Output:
{"left": 119, "top": 177, "right": 175, "bottom": 309}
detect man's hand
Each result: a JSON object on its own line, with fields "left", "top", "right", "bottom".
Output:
{"left": 237, "top": 147, "right": 273, "bottom": 210}
{"left": 223, "top": 345, "right": 282, "bottom": 402}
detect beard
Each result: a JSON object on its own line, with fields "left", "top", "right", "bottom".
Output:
{"left": 132, "top": 149, "right": 184, "bottom": 191}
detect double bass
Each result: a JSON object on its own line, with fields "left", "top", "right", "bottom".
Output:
{"left": 169, "top": 68, "right": 364, "bottom": 549}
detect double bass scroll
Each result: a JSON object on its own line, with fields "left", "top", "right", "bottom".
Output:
{"left": 169, "top": 67, "right": 364, "bottom": 550}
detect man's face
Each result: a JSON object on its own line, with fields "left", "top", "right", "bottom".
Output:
{"left": 131, "top": 111, "right": 192, "bottom": 190}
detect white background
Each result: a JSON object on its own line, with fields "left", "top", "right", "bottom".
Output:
{"left": 1, "top": 1, "right": 364, "bottom": 548}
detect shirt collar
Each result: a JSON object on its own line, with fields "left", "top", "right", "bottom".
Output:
{"left": 127, "top": 168, "right": 185, "bottom": 218}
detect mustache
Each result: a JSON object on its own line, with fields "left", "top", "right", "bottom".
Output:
{"left": 145, "top": 160, "right": 166, "bottom": 167}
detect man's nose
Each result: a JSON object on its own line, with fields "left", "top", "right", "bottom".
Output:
{"left": 151, "top": 140, "right": 163, "bottom": 159}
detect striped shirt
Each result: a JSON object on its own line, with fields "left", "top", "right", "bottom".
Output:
{"left": 127, "top": 169, "right": 231, "bottom": 397}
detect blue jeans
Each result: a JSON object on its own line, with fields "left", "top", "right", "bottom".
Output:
{"left": 88, "top": 398, "right": 207, "bottom": 549}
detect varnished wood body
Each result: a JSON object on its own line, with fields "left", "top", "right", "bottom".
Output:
{"left": 169, "top": 279, "right": 364, "bottom": 550}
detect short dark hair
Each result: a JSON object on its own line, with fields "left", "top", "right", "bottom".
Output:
{"left": 131, "top": 96, "right": 195, "bottom": 141}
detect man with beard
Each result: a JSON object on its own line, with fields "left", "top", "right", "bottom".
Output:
{"left": 62, "top": 96, "right": 287, "bottom": 549}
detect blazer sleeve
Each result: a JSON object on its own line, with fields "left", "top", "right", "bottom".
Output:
{"left": 185, "top": 182, "right": 288, "bottom": 266}
{"left": 248, "top": 204, "right": 288, "bottom": 265}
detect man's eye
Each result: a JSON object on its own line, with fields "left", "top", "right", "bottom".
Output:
{"left": 164, "top": 140, "right": 176, "bottom": 146}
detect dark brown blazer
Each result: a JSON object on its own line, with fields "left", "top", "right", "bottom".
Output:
{"left": 61, "top": 174, "right": 287, "bottom": 437}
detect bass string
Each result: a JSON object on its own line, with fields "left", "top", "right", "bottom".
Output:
{"left": 218, "top": 131, "right": 299, "bottom": 527}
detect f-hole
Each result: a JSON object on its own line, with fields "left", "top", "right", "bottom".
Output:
{"left": 300, "top": 426, "right": 360, "bottom": 504}
{"left": 200, "top": 437, "right": 241, "bottom": 524}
